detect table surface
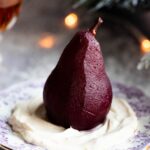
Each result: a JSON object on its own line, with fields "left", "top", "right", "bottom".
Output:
{"left": 0, "top": 0, "right": 150, "bottom": 96}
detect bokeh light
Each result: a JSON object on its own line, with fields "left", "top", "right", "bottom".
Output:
{"left": 141, "top": 39, "right": 150, "bottom": 53}
{"left": 38, "top": 35, "right": 56, "bottom": 49}
{"left": 64, "top": 13, "right": 78, "bottom": 29}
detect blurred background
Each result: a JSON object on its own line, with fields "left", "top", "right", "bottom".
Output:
{"left": 0, "top": 0, "right": 150, "bottom": 95}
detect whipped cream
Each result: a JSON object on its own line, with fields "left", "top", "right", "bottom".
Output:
{"left": 9, "top": 98, "right": 138, "bottom": 150}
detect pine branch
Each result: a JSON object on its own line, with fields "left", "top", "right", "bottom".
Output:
{"left": 137, "top": 53, "right": 150, "bottom": 70}
{"left": 73, "top": 0, "right": 150, "bottom": 12}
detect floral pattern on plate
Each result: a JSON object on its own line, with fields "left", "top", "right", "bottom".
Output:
{"left": 0, "top": 81, "right": 150, "bottom": 150}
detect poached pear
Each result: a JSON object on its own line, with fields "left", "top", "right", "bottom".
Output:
{"left": 43, "top": 17, "right": 112, "bottom": 130}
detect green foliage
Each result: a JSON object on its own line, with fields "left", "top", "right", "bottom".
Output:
{"left": 73, "top": 0, "right": 150, "bottom": 12}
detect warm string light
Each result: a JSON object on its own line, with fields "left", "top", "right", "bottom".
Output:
{"left": 64, "top": 13, "right": 78, "bottom": 29}
{"left": 137, "top": 38, "right": 150, "bottom": 70}
{"left": 141, "top": 39, "right": 150, "bottom": 54}
{"left": 38, "top": 35, "right": 56, "bottom": 49}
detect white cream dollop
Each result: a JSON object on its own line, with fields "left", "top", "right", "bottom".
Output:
{"left": 9, "top": 98, "right": 138, "bottom": 150}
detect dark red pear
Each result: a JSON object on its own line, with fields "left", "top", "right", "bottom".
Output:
{"left": 43, "top": 17, "right": 112, "bottom": 130}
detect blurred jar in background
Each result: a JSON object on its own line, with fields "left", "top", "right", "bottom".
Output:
{"left": 0, "top": 0, "right": 22, "bottom": 32}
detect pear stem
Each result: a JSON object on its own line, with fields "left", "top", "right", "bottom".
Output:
{"left": 89, "top": 17, "right": 103, "bottom": 36}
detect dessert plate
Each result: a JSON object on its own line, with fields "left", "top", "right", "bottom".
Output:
{"left": 0, "top": 80, "right": 150, "bottom": 150}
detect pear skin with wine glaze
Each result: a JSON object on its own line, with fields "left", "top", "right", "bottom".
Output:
{"left": 43, "top": 17, "right": 112, "bottom": 130}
